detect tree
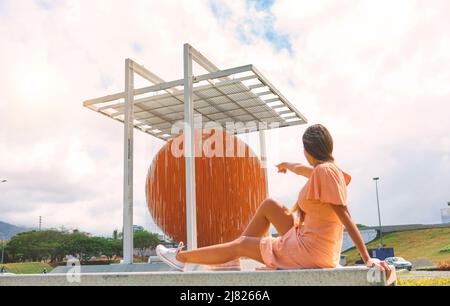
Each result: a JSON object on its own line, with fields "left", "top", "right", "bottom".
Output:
{"left": 99, "top": 238, "right": 122, "bottom": 263}
{"left": 6, "top": 230, "right": 68, "bottom": 263}
{"left": 113, "top": 229, "right": 119, "bottom": 240}
{"left": 134, "top": 230, "right": 160, "bottom": 260}
{"left": 62, "top": 233, "right": 103, "bottom": 263}
{"left": 5, "top": 229, "right": 138, "bottom": 265}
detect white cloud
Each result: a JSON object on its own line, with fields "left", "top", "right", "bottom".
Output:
{"left": 268, "top": 0, "right": 450, "bottom": 225}
{"left": 1, "top": 0, "right": 449, "bottom": 236}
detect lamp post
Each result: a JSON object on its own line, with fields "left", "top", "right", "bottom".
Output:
{"left": 373, "top": 177, "right": 384, "bottom": 248}
{"left": 1, "top": 181, "right": 7, "bottom": 269}
{"left": 1, "top": 234, "right": 5, "bottom": 268}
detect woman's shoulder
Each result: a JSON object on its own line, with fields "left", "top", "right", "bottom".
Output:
{"left": 313, "top": 162, "right": 351, "bottom": 186}
{"left": 313, "top": 162, "right": 339, "bottom": 173}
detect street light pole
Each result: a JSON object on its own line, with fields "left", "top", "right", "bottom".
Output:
{"left": 373, "top": 177, "right": 383, "bottom": 248}
{"left": 1, "top": 181, "right": 7, "bottom": 268}
{"left": 1, "top": 235, "right": 5, "bottom": 267}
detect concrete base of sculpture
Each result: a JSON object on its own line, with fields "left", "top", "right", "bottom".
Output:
{"left": 48, "top": 259, "right": 263, "bottom": 274}
{"left": 0, "top": 265, "right": 396, "bottom": 286}
{"left": 50, "top": 262, "right": 176, "bottom": 274}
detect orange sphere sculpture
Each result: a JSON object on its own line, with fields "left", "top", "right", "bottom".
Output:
{"left": 146, "top": 130, "right": 267, "bottom": 247}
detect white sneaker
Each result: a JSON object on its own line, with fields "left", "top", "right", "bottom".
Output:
{"left": 156, "top": 242, "right": 185, "bottom": 272}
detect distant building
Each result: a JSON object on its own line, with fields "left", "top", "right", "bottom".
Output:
{"left": 133, "top": 225, "right": 145, "bottom": 232}
{"left": 441, "top": 204, "right": 450, "bottom": 224}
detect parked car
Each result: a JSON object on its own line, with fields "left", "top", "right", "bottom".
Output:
{"left": 385, "top": 257, "right": 413, "bottom": 271}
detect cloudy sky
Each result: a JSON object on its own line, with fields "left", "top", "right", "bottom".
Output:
{"left": 1, "top": 0, "right": 449, "bottom": 236}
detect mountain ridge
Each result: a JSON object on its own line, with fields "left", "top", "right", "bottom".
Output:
{"left": 0, "top": 220, "right": 30, "bottom": 240}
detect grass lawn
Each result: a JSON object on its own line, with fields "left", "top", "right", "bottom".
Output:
{"left": 343, "top": 228, "right": 450, "bottom": 266}
{"left": 398, "top": 278, "right": 450, "bottom": 286}
{"left": 2, "top": 262, "right": 53, "bottom": 274}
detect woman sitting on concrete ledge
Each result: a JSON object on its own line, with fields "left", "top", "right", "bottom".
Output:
{"left": 156, "top": 124, "right": 392, "bottom": 278}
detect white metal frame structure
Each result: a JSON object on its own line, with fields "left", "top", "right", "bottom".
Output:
{"left": 84, "top": 44, "right": 308, "bottom": 264}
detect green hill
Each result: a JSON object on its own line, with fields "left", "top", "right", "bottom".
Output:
{"left": 0, "top": 221, "right": 29, "bottom": 240}
{"left": 343, "top": 228, "right": 450, "bottom": 266}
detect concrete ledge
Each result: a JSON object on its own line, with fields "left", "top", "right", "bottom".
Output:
{"left": 49, "top": 260, "right": 261, "bottom": 274}
{"left": 50, "top": 263, "right": 176, "bottom": 274}
{"left": 0, "top": 266, "right": 396, "bottom": 286}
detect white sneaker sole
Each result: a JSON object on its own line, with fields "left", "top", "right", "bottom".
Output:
{"left": 156, "top": 247, "right": 185, "bottom": 272}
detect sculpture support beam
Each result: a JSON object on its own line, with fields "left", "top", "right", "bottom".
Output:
{"left": 184, "top": 44, "right": 198, "bottom": 251}
{"left": 123, "top": 59, "right": 134, "bottom": 264}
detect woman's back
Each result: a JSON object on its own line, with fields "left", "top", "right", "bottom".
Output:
{"left": 298, "top": 162, "right": 351, "bottom": 224}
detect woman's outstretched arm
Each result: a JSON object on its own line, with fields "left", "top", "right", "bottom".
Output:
{"left": 276, "top": 162, "right": 313, "bottom": 178}
{"left": 331, "top": 205, "right": 392, "bottom": 276}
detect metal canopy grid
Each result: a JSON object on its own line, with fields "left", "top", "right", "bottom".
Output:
{"left": 84, "top": 66, "right": 307, "bottom": 142}
{"left": 83, "top": 44, "right": 307, "bottom": 265}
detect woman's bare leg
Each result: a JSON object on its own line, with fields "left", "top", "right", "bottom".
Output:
{"left": 242, "top": 198, "right": 294, "bottom": 237}
{"left": 176, "top": 236, "right": 263, "bottom": 265}
{"left": 176, "top": 198, "right": 294, "bottom": 265}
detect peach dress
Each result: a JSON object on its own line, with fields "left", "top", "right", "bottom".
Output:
{"left": 259, "top": 162, "right": 352, "bottom": 270}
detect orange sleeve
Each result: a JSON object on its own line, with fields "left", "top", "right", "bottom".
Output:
{"left": 304, "top": 164, "right": 351, "bottom": 206}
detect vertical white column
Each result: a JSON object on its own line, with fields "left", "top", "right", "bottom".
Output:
{"left": 259, "top": 129, "right": 269, "bottom": 197}
{"left": 259, "top": 128, "right": 271, "bottom": 237}
{"left": 184, "top": 44, "right": 198, "bottom": 250}
{"left": 123, "top": 59, "right": 134, "bottom": 264}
